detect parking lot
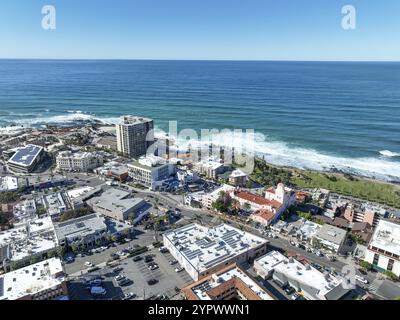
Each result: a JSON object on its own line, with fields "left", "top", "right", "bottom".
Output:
{"left": 67, "top": 248, "right": 193, "bottom": 300}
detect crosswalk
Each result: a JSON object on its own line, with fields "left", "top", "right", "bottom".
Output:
{"left": 367, "top": 279, "right": 383, "bottom": 292}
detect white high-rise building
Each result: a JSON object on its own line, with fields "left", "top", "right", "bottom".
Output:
{"left": 116, "top": 116, "right": 154, "bottom": 157}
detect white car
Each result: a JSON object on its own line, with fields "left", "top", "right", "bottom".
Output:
{"left": 315, "top": 251, "right": 323, "bottom": 257}
{"left": 85, "top": 261, "right": 94, "bottom": 268}
{"left": 355, "top": 275, "right": 369, "bottom": 284}
{"left": 175, "top": 266, "right": 184, "bottom": 273}
{"left": 115, "top": 275, "right": 125, "bottom": 282}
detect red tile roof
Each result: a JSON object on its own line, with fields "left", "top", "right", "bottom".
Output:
{"left": 233, "top": 191, "right": 281, "bottom": 209}
{"left": 253, "top": 209, "right": 276, "bottom": 222}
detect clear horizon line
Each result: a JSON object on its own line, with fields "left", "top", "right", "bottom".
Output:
{"left": 0, "top": 57, "right": 399, "bottom": 63}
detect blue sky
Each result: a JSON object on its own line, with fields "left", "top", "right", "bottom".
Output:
{"left": 0, "top": 0, "right": 399, "bottom": 60}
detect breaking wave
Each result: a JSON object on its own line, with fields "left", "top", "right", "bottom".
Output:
{"left": 4, "top": 113, "right": 400, "bottom": 182}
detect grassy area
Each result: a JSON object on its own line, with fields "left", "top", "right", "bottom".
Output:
{"left": 291, "top": 171, "right": 400, "bottom": 208}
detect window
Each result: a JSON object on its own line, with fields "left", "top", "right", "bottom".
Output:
{"left": 387, "top": 259, "right": 394, "bottom": 272}
{"left": 373, "top": 254, "right": 380, "bottom": 265}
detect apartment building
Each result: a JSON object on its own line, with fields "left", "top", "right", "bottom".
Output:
{"left": 116, "top": 115, "right": 154, "bottom": 157}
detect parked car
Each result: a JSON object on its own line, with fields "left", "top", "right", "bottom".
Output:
{"left": 148, "top": 263, "right": 159, "bottom": 271}
{"left": 118, "top": 278, "right": 132, "bottom": 286}
{"left": 122, "top": 292, "right": 136, "bottom": 300}
{"left": 112, "top": 267, "right": 123, "bottom": 273}
{"left": 291, "top": 293, "right": 301, "bottom": 300}
{"left": 159, "top": 247, "right": 169, "bottom": 253}
{"left": 115, "top": 275, "right": 125, "bottom": 282}
{"left": 175, "top": 266, "right": 184, "bottom": 273}
{"left": 90, "top": 279, "right": 102, "bottom": 286}
{"left": 147, "top": 279, "right": 158, "bottom": 285}
{"left": 65, "top": 256, "right": 74, "bottom": 264}
{"left": 315, "top": 251, "right": 323, "bottom": 257}
{"left": 144, "top": 255, "right": 153, "bottom": 263}
{"left": 285, "top": 286, "right": 296, "bottom": 295}
{"left": 85, "top": 261, "right": 94, "bottom": 268}
{"left": 133, "top": 256, "right": 143, "bottom": 262}
{"left": 169, "top": 260, "right": 178, "bottom": 265}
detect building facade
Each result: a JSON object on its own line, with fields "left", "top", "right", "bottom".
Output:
{"left": 254, "top": 251, "right": 349, "bottom": 300}
{"left": 364, "top": 220, "right": 400, "bottom": 277}
{"left": 127, "top": 156, "right": 176, "bottom": 190}
{"left": 56, "top": 151, "right": 104, "bottom": 172}
{"left": 7, "top": 145, "right": 45, "bottom": 173}
{"left": 116, "top": 115, "right": 154, "bottom": 157}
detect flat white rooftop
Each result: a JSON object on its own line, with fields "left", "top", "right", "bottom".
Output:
{"left": 370, "top": 220, "right": 400, "bottom": 256}
{"left": 229, "top": 169, "right": 248, "bottom": 178}
{"left": 67, "top": 186, "right": 95, "bottom": 200}
{"left": 0, "top": 258, "right": 64, "bottom": 300}
{"left": 88, "top": 188, "right": 146, "bottom": 215}
{"left": 296, "top": 219, "right": 322, "bottom": 239}
{"left": 0, "top": 176, "right": 18, "bottom": 192}
{"left": 255, "top": 251, "right": 343, "bottom": 298}
{"left": 191, "top": 265, "right": 274, "bottom": 300}
{"left": 0, "top": 216, "right": 58, "bottom": 262}
{"left": 164, "top": 223, "right": 267, "bottom": 274}
{"left": 55, "top": 213, "right": 107, "bottom": 241}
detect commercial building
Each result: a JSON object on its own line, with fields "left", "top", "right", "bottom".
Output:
{"left": 313, "top": 224, "right": 347, "bottom": 253}
{"left": 95, "top": 162, "right": 130, "bottom": 182}
{"left": 87, "top": 188, "right": 148, "bottom": 222}
{"left": 0, "top": 216, "right": 58, "bottom": 267}
{"left": 193, "top": 158, "right": 225, "bottom": 180}
{"left": 182, "top": 263, "right": 275, "bottom": 300}
{"left": 0, "top": 176, "right": 28, "bottom": 192}
{"left": 13, "top": 199, "right": 38, "bottom": 225}
{"left": 7, "top": 145, "right": 45, "bottom": 173}
{"left": 364, "top": 220, "right": 400, "bottom": 277}
{"left": 56, "top": 151, "right": 104, "bottom": 172}
{"left": 201, "top": 184, "right": 236, "bottom": 210}
{"left": 40, "top": 193, "right": 71, "bottom": 220}
{"left": 116, "top": 115, "right": 154, "bottom": 157}
{"left": 127, "top": 156, "right": 176, "bottom": 190}
{"left": 254, "top": 251, "right": 350, "bottom": 300}
{"left": 294, "top": 219, "right": 322, "bottom": 242}
{"left": 163, "top": 223, "right": 268, "bottom": 281}
{"left": 54, "top": 213, "right": 108, "bottom": 247}
{"left": 0, "top": 258, "right": 67, "bottom": 300}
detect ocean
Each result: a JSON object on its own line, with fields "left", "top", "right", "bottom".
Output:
{"left": 0, "top": 60, "right": 399, "bottom": 181}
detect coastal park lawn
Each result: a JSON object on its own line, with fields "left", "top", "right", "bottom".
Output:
{"left": 291, "top": 171, "right": 400, "bottom": 209}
